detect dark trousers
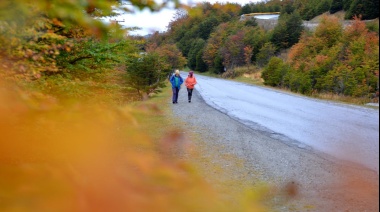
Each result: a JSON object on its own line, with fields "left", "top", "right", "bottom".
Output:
{"left": 187, "top": 88, "right": 193, "bottom": 101}
{"left": 172, "top": 87, "right": 179, "bottom": 103}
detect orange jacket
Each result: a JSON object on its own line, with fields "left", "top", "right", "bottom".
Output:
{"left": 185, "top": 76, "right": 197, "bottom": 89}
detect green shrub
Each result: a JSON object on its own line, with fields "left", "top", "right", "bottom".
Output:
{"left": 262, "top": 57, "right": 288, "bottom": 86}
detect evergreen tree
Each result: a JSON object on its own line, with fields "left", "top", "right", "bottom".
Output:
{"left": 286, "top": 12, "right": 304, "bottom": 47}
{"left": 281, "top": 2, "right": 295, "bottom": 15}
{"left": 330, "top": 0, "right": 343, "bottom": 14}
{"left": 125, "top": 53, "right": 170, "bottom": 96}
{"left": 271, "top": 20, "right": 288, "bottom": 50}
{"left": 213, "top": 54, "right": 225, "bottom": 74}
{"left": 256, "top": 42, "right": 277, "bottom": 67}
{"left": 316, "top": 0, "right": 332, "bottom": 15}
{"left": 241, "top": 4, "right": 252, "bottom": 15}
{"left": 271, "top": 12, "right": 304, "bottom": 50}
{"left": 346, "top": 0, "right": 379, "bottom": 20}
{"left": 343, "top": 0, "right": 354, "bottom": 11}
{"left": 262, "top": 57, "right": 287, "bottom": 86}
{"left": 199, "top": 16, "right": 219, "bottom": 40}
{"left": 188, "top": 39, "right": 206, "bottom": 70}
{"left": 244, "top": 18, "right": 258, "bottom": 27}
{"left": 195, "top": 51, "right": 208, "bottom": 72}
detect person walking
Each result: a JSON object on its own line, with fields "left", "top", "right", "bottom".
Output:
{"left": 185, "top": 70, "right": 197, "bottom": 103}
{"left": 169, "top": 69, "right": 183, "bottom": 104}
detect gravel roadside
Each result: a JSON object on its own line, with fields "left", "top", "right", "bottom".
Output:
{"left": 170, "top": 85, "right": 379, "bottom": 211}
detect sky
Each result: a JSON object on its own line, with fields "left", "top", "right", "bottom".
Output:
{"left": 104, "top": 0, "right": 262, "bottom": 36}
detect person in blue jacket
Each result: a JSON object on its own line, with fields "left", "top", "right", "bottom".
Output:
{"left": 169, "top": 69, "right": 184, "bottom": 104}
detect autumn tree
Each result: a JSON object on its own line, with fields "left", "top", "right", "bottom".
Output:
{"left": 244, "top": 45, "right": 254, "bottom": 69}
{"left": 0, "top": 0, "right": 120, "bottom": 79}
{"left": 338, "top": 17, "right": 378, "bottom": 96}
{"left": 152, "top": 44, "right": 187, "bottom": 71}
{"left": 203, "top": 23, "right": 229, "bottom": 73}
{"left": 314, "top": 15, "right": 343, "bottom": 48}
{"left": 283, "top": 16, "right": 379, "bottom": 97}
{"left": 221, "top": 31, "right": 246, "bottom": 69}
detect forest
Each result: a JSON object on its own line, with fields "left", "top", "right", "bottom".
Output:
{"left": 1, "top": 0, "right": 378, "bottom": 102}
{"left": 146, "top": 0, "right": 379, "bottom": 102}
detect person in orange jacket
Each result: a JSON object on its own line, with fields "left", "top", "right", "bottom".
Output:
{"left": 185, "top": 70, "right": 197, "bottom": 103}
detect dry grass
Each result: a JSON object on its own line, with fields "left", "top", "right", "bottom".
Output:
{"left": 310, "top": 11, "right": 346, "bottom": 22}
{"left": 312, "top": 92, "right": 379, "bottom": 106}
{"left": 222, "top": 66, "right": 264, "bottom": 86}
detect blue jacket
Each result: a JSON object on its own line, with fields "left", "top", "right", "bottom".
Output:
{"left": 170, "top": 74, "right": 184, "bottom": 88}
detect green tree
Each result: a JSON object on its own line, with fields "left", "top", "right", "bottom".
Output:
{"left": 343, "top": 0, "right": 354, "bottom": 11}
{"left": 365, "top": 20, "right": 379, "bottom": 34}
{"left": 286, "top": 12, "right": 304, "bottom": 48}
{"left": 199, "top": 16, "right": 220, "bottom": 40}
{"left": 271, "top": 21, "right": 288, "bottom": 50}
{"left": 241, "top": 4, "right": 252, "bottom": 14}
{"left": 211, "top": 54, "right": 224, "bottom": 74}
{"left": 125, "top": 53, "right": 170, "bottom": 97}
{"left": 243, "top": 26, "right": 269, "bottom": 63}
{"left": 262, "top": 57, "right": 288, "bottom": 86}
{"left": 345, "top": 0, "right": 379, "bottom": 20}
{"left": 281, "top": 1, "right": 295, "bottom": 14}
{"left": 270, "top": 12, "right": 304, "bottom": 50}
{"left": 195, "top": 50, "right": 208, "bottom": 72}
{"left": 177, "top": 30, "right": 197, "bottom": 57}
{"left": 244, "top": 18, "right": 258, "bottom": 27}
{"left": 188, "top": 39, "right": 206, "bottom": 70}
{"left": 330, "top": 0, "right": 343, "bottom": 14}
{"left": 256, "top": 42, "right": 277, "bottom": 67}
{"left": 316, "top": 0, "right": 332, "bottom": 15}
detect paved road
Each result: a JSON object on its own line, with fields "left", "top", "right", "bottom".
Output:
{"left": 170, "top": 76, "right": 379, "bottom": 211}
{"left": 187, "top": 73, "right": 379, "bottom": 174}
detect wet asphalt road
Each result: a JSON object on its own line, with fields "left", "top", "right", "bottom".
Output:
{"left": 185, "top": 73, "right": 379, "bottom": 174}
{"left": 170, "top": 74, "right": 379, "bottom": 211}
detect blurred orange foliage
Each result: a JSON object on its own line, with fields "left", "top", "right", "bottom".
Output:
{"left": 0, "top": 79, "right": 234, "bottom": 212}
